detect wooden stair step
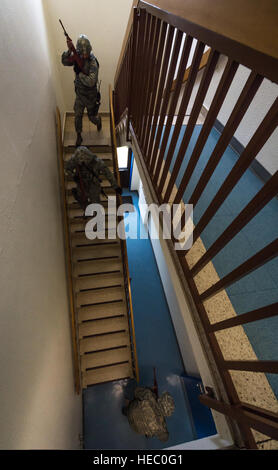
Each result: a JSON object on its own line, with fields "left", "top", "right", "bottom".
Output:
{"left": 65, "top": 179, "right": 115, "bottom": 188}
{"left": 73, "top": 244, "right": 121, "bottom": 261}
{"left": 67, "top": 200, "right": 112, "bottom": 210}
{"left": 78, "top": 301, "right": 126, "bottom": 322}
{"left": 69, "top": 215, "right": 117, "bottom": 229}
{"left": 69, "top": 222, "right": 118, "bottom": 236}
{"left": 80, "top": 331, "right": 130, "bottom": 354}
{"left": 71, "top": 233, "right": 120, "bottom": 246}
{"left": 68, "top": 206, "right": 117, "bottom": 218}
{"left": 75, "top": 271, "right": 124, "bottom": 291}
{"left": 64, "top": 151, "right": 113, "bottom": 165}
{"left": 66, "top": 186, "right": 115, "bottom": 198}
{"left": 82, "top": 362, "right": 133, "bottom": 387}
{"left": 79, "top": 316, "right": 128, "bottom": 338}
{"left": 77, "top": 286, "right": 125, "bottom": 307}
{"left": 66, "top": 193, "right": 108, "bottom": 205}
{"left": 74, "top": 258, "right": 123, "bottom": 276}
{"left": 81, "top": 346, "right": 131, "bottom": 371}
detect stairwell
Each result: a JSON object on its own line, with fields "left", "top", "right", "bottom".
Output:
{"left": 60, "top": 111, "right": 135, "bottom": 389}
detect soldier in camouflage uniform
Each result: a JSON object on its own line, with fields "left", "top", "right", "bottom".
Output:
{"left": 62, "top": 34, "right": 102, "bottom": 147}
{"left": 64, "top": 146, "right": 121, "bottom": 211}
{"left": 123, "top": 387, "right": 175, "bottom": 442}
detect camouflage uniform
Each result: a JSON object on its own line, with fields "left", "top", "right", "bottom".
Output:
{"left": 125, "top": 387, "right": 175, "bottom": 442}
{"left": 61, "top": 35, "right": 101, "bottom": 138}
{"left": 65, "top": 146, "right": 120, "bottom": 210}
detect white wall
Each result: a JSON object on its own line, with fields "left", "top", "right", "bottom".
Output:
{"left": 203, "top": 57, "right": 278, "bottom": 175}
{"left": 177, "top": 52, "right": 278, "bottom": 175}
{"left": 148, "top": 216, "right": 200, "bottom": 376}
{"left": 0, "top": 0, "right": 81, "bottom": 449}
{"left": 130, "top": 157, "right": 140, "bottom": 191}
{"left": 43, "top": 0, "right": 133, "bottom": 113}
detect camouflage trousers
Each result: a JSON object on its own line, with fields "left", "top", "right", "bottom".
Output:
{"left": 72, "top": 185, "right": 101, "bottom": 211}
{"left": 74, "top": 87, "right": 99, "bottom": 133}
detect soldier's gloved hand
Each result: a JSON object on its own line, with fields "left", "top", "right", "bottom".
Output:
{"left": 74, "top": 62, "right": 82, "bottom": 74}
{"left": 115, "top": 186, "right": 122, "bottom": 195}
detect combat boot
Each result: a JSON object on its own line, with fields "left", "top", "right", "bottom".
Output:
{"left": 97, "top": 116, "right": 102, "bottom": 132}
{"left": 76, "top": 132, "right": 83, "bottom": 147}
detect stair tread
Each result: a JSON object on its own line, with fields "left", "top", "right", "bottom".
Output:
{"left": 65, "top": 179, "right": 114, "bottom": 188}
{"left": 80, "top": 331, "right": 130, "bottom": 354}
{"left": 66, "top": 187, "right": 115, "bottom": 199}
{"left": 81, "top": 347, "right": 131, "bottom": 371}
{"left": 63, "top": 113, "right": 111, "bottom": 147}
{"left": 64, "top": 151, "right": 113, "bottom": 166}
{"left": 78, "top": 301, "right": 126, "bottom": 322}
{"left": 74, "top": 258, "right": 123, "bottom": 276}
{"left": 82, "top": 362, "right": 133, "bottom": 387}
{"left": 71, "top": 233, "right": 120, "bottom": 246}
{"left": 79, "top": 316, "right": 129, "bottom": 338}
{"left": 69, "top": 216, "right": 118, "bottom": 232}
{"left": 75, "top": 271, "right": 124, "bottom": 291}
{"left": 77, "top": 286, "right": 125, "bottom": 307}
{"left": 73, "top": 244, "right": 121, "bottom": 261}
{"left": 68, "top": 205, "right": 117, "bottom": 215}
{"left": 67, "top": 193, "right": 109, "bottom": 205}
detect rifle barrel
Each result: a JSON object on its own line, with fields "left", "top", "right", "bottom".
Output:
{"left": 59, "top": 19, "right": 68, "bottom": 36}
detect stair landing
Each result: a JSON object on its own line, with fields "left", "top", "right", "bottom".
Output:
{"left": 63, "top": 112, "right": 111, "bottom": 147}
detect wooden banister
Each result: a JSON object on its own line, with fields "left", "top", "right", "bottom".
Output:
{"left": 140, "top": 0, "right": 278, "bottom": 60}
{"left": 171, "top": 48, "right": 211, "bottom": 92}
{"left": 109, "top": 86, "right": 140, "bottom": 384}
{"left": 113, "top": 0, "right": 278, "bottom": 449}
{"left": 115, "top": 0, "right": 278, "bottom": 88}
{"left": 56, "top": 107, "right": 80, "bottom": 395}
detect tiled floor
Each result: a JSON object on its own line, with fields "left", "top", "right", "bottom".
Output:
{"left": 175, "top": 126, "right": 278, "bottom": 396}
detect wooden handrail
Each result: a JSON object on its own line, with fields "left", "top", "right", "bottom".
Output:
{"left": 171, "top": 47, "right": 211, "bottom": 92}
{"left": 141, "top": 0, "right": 278, "bottom": 60}
{"left": 113, "top": 1, "right": 278, "bottom": 448}
{"left": 115, "top": 0, "right": 278, "bottom": 88}
{"left": 56, "top": 107, "right": 80, "bottom": 395}
{"left": 109, "top": 86, "right": 140, "bottom": 384}
{"left": 199, "top": 395, "right": 278, "bottom": 441}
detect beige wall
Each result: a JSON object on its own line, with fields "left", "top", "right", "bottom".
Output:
{"left": 43, "top": 0, "right": 133, "bottom": 113}
{"left": 0, "top": 0, "right": 81, "bottom": 449}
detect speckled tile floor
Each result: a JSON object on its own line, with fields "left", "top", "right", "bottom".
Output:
{"left": 158, "top": 123, "right": 278, "bottom": 448}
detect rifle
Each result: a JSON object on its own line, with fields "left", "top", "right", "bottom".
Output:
{"left": 59, "top": 19, "right": 87, "bottom": 75}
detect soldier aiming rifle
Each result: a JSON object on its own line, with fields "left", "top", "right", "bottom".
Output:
{"left": 60, "top": 20, "right": 102, "bottom": 147}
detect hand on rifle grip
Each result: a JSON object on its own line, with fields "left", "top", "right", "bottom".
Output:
{"left": 67, "top": 38, "right": 74, "bottom": 52}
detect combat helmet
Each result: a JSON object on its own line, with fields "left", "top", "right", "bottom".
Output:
{"left": 76, "top": 34, "right": 92, "bottom": 58}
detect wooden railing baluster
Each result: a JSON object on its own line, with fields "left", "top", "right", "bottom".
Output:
{"left": 149, "top": 29, "right": 184, "bottom": 175}
{"left": 160, "top": 48, "right": 220, "bottom": 198}
{"left": 138, "top": 16, "right": 160, "bottom": 143}
{"left": 191, "top": 170, "right": 278, "bottom": 276}
{"left": 152, "top": 34, "right": 194, "bottom": 185}
{"left": 141, "top": 21, "right": 167, "bottom": 154}
{"left": 144, "top": 25, "right": 175, "bottom": 166}
{"left": 209, "top": 303, "right": 278, "bottom": 332}
{"left": 199, "top": 239, "right": 278, "bottom": 302}
{"left": 113, "top": 1, "right": 278, "bottom": 449}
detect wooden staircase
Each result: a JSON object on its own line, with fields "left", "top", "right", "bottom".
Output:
{"left": 60, "top": 112, "right": 135, "bottom": 389}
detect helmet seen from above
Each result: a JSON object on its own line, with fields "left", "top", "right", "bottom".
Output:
{"left": 76, "top": 34, "right": 92, "bottom": 58}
